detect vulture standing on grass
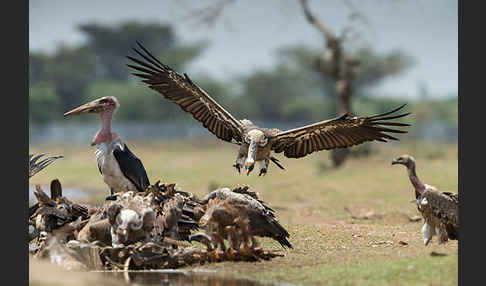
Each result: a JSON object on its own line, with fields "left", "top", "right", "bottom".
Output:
{"left": 197, "top": 186, "right": 292, "bottom": 249}
{"left": 392, "top": 154, "right": 459, "bottom": 245}
{"left": 64, "top": 96, "right": 150, "bottom": 196}
{"left": 29, "top": 154, "right": 63, "bottom": 178}
{"left": 127, "top": 42, "right": 411, "bottom": 176}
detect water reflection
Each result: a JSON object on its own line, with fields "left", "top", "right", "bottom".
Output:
{"left": 97, "top": 270, "right": 285, "bottom": 286}
{"left": 28, "top": 185, "right": 87, "bottom": 201}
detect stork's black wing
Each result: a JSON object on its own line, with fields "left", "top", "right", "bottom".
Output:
{"left": 113, "top": 143, "right": 150, "bottom": 192}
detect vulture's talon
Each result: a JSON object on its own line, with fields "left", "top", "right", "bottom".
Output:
{"left": 233, "top": 163, "right": 242, "bottom": 174}
{"left": 259, "top": 168, "right": 267, "bottom": 177}
{"left": 245, "top": 165, "right": 254, "bottom": 176}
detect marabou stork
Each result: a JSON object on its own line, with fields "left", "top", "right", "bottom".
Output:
{"left": 64, "top": 96, "right": 150, "bottom": 196}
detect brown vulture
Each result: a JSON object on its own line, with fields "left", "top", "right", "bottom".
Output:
{"left": 197, "top": 186, "right": 291, "bottom": 249}
{"left": 392, "top": 154, "right": 459, "bottom": 245}
{"left": 127, "top": 42, "right": 411, "bottom": 176}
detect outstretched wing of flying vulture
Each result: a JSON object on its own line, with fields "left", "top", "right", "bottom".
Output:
{"left": 127, "top": 42, "right": 244, "bottom": 144}
{"left": 271, "top": 104, "right": 410, "bottom": 158}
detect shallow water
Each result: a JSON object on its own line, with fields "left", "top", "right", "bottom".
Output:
{"left": 28, "top": 184, "right": 87, "bottom": 203}
{"left": 96, "top": 270, "right": 289, "bottom": 286}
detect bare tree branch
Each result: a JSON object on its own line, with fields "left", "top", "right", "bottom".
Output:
{"left": 299, "top": 0, "right": 335, "bottom": 41}
{"left": 181, "top": 0, "right": 236, "bottom": 27}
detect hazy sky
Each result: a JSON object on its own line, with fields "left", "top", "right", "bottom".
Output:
{"left": 29, "top": 0, "right": 457, "bottom": 99}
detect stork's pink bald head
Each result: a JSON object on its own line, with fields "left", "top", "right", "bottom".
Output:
{"left": 64, "top": 96, "right": 120, "bottom": 146}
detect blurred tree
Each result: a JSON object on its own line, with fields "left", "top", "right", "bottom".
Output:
{"left": 79, "top": 21, "right": 206, "bottom": 80}
{"left": 298, "top": 0, "right": 413, "bottom": 167}
{"left": 29, "top": 83, "right": 61, "bottom": 123}
{"left": 29, "top": 21, "right": 208, "bottom": 123}
{"left": 29, "top": 45, "right": 96, "bottom": 113}
{"left": 235, "top": 64, "right": 332, "bottom": 122}
{"left": 278, "top": 45, "right": 414, "bottom": 98}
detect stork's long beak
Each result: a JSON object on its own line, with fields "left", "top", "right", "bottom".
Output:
{"left": 64, "top": 100, "right": 104, "bottom": 117}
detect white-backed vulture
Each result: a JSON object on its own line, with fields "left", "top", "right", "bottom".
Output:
{"left": 127, "top": 42, "right": 411, "bottom": 176}
{"left": 392, "top": 154, "right": 459, "bottom": 245}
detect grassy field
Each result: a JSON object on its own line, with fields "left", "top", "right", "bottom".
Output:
{"left": 29, "top": 139, "right": 458, "bottom": 286}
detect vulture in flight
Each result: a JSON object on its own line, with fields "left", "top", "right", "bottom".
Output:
{"left": 29, "top": 154, "right": 63, "bottom": 178}
{"left": 64, "top": 96, "right": 150, "bottom": 196}
{"left": 127, "top": 42, "right": 411, "bottom": 176}
{"left": 392, "top": 154, "right": 459, "bottom": 245}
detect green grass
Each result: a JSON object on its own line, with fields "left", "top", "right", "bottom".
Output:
{"left": 252, "top": 255, "right": 458, "bottom": 286}
{"left": 29, "top": 139, "right": 458, "bottom": 285}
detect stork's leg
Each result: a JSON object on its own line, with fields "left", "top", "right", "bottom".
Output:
{"left": 258, "top": 159, "right": 269, "bottom": 177}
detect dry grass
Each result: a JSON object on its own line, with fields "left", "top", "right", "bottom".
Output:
{"left": 29, "top": 139, "right": 458, "bottom": 285}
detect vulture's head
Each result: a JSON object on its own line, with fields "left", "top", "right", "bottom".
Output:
{"left": 63, "top": 96, "right": 119, "bottom": 117}
{"left": 391, "top": 154, "right": 416, "bottom": 168}
{"left": 64, "top": 96, "right": 120, "bottom": 146}
{"left": 199, "top": 198, "right": 237, "bottom": 228}
{"left": 244, "top": 129, "right": 269, "bottom": 175}
{"left": 107, "top": 203, "right": 155, "bottom": 245}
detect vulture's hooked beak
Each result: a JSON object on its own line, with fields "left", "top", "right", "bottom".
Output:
{"left": 391, "top": 158, "right": 400, "bottom": 165}
{"left": 64, "top": 99, "right": 105, "bottom": 117}
{"left": 245, "top": 140, "right": 258, "bottom": 175}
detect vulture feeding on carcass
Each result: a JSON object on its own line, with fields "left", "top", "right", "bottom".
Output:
{"left": 127, "top": 42, "right": 411, "bottom": 176}
{"left": 106, "top": 191, "right": 156, "bottom": 247}
{"left": 29, "top": 153, "right": 63, "bottom": 178}
{"left": 77, "top": 182, "right": 200, "bottom": 248}
{"left": 63, "top": 96, "right": 150, "bottom": 197}
{"left": 392, "top": 154, "right": 459, "bottom": 245}
{"left": 193, "top": 186, "right": 291, "bottom": 256}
